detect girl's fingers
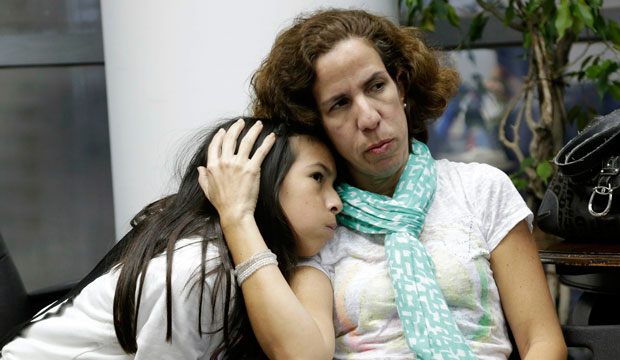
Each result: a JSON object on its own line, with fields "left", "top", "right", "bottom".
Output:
{"left": 249, "top": 133, "right": 276, "bottom": 168}
{"left": 236, "top": 121, "right": 264, "bottom": 159}
{"left": 207, "top": 128, "right": 225, "bottom": 165}
{"left": 220, "top": 118, "right": 245, "bottom": 160}
{"left": 196, "top": 166, "right": 208, "bottom": 194}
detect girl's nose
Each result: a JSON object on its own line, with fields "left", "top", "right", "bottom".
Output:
{"left": 328, "top": 189, "right": 343, "bottom": 214}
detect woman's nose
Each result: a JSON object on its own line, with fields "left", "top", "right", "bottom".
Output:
{"left": 355, "top": 97, "right": 381, "bottom": 131}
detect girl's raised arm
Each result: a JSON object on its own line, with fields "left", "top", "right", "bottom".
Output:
{"left": 197, "top": 119, "right": 334, "bottom": 360}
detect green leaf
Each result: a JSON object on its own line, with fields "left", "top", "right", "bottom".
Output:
{"left": 404, "top": 0, "right": 423, "bottom": 25}
{"left": 407, "top": 10, "right": 416, "bottom": 26}
{"left": 432, "top": 0, "right": 449, "bottom": 19}
{"left": 597, "top": 60, "right": 619, "bottom": 82}
{"left": 577, "top": 71, "right": 585, "bottom": 81}
{"left": 587, "top": 105, "right": 597, "bottom": 115}
{"left": 571, "top": 16, "right": 585, "bottom": 36}
{"left": 446, "top": 4, "right": 459, "bottom": 26}
{"left": 567, "top": 105, "right": 581, "bottom": 124}
{"left": 596, "top": 82, "right": 609, "bottom": 101}
{"left": 609, "top": 82, "right": 620, "bottom": 101}
{"left": 542, "top": 0, "right": 555, "bottom": 19}
{"left": 577, "top": 112, "right": 589, "bottom": 131}
{"left": 536, "top": 161, "right": 553, "bottom": 184}
{"left": 421, "top": 8, "right": 436, "bottom": 32}
{"left": 575, "top": 0, "right": 594, "bottom": 28}
{"left": 589, "top": 0, "right": 603, "bottom": 7}
{"left": 575, "top": 55, "right": 593, "bottom": 81}
{"left": 504, "top": 5, "right": 515, "bottom": 26}
{"left": 520, "top": 157, "right": 535, "bottom": 170}
{"left": 568, "top": 70, "right": 586, "bottom": 81}
{"left": 525, "top": 0, "right": 543, "bottom": 16}
{"left": 555, "top": 0, "right": 573, "bottom": 40}
{"left": 580, "top": 55, "right": 593, "bottom": 71}
{"left": 523, "top": 30, "right": 532, "bottom": 49}
{"left": 512, "top": 178, "right": 529, "bottom": 191}
{"left": 593, "top": 14, "right": 607, "bottom": 38}
{"left": 599, "top": 59, "right": 612, "bottom": 71}
{"left": 589, "top": 60, "right": 615, "bottom": 89}
{"left": 542, "top": 17, "right": 557, "bottom": 39}
{"left": 585, "top": 64, "right": 600, "bottom": 79}
{"left": 607, "top": 20, "right": 620, "bottom": 46}
{"left": 468, "top": 14, "right": 489, "bottom": 43}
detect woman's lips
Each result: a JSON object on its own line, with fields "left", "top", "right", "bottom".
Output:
{"left": 366, "top": 139, "right": 392, "bottom": 155}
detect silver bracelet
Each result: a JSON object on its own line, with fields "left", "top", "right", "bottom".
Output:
{"left": 234, "top": 249, "right": 278, "bottom": 285}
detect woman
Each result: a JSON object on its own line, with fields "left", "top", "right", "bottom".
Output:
{"left": 0, "top": 117, "right": 342, "bottom": 359}
{"left": 222, "top": 8, "right": 565, "bottom": 360}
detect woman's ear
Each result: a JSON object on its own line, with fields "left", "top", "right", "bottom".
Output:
{"left": 396, "top": 71, "right": 407, "bottom": 104}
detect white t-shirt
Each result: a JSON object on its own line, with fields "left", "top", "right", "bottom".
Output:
{"left": 300, "top": 160, "right": 533, "bottom": 360}
{"left": 1, "top": 238, "right": 233, "bottom": 360}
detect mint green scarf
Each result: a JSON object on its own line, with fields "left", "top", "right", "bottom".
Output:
{"left": 337, "top": 141, "right": 475, "bottom": 359}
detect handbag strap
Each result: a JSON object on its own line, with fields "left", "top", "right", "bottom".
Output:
{"left": 555, "top": 109, "right": 620, "bottom": 176}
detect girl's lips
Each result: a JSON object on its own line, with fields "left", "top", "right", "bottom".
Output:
{"left": 366, "top": 140, "right": 392, "bottom": 155}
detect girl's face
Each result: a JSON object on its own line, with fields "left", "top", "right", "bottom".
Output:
{"left": 279, "top": 136, "right": 342, "bottom": 257}
{"left": 312, "top": 37, "right": 409, "bottom": 195}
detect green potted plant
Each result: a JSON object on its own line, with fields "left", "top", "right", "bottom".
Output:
{"left": 400, "top": 0, "right": 620, "bottom": 204}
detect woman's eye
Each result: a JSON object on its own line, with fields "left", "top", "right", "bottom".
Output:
{"left": 329, "top": 98, "right": 348, "bottom": 112}
{"left": 311, "top": 172, "right": 324, "bottom": 183}
{"left": 371, "top": 82, "right": 384, "bottom": 91}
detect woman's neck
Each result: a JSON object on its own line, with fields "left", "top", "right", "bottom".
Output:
{"left": 350, "top": 165, "right": 405, "bottom": 197}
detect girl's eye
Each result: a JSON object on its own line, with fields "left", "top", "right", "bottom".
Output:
{"left": 311, "top": 172, "right": 324, "bottom": 183}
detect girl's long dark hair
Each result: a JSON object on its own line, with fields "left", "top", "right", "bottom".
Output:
{"left": 1, "top": 117, "right": 321, "bottom": 359}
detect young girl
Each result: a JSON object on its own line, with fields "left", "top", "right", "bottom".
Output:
{"left": 0, "top": 117, "right": 342, "bottom": 359}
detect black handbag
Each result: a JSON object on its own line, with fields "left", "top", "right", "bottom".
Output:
{"left": 536, "top": 109, "right": 620, "bottom": 240}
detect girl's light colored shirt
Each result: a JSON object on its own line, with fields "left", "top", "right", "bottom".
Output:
{"left": 1, "top": 238, "right": 231, "bottom": 360}
{"left": 300, "top": 160, "right": 533, "bottom": 360}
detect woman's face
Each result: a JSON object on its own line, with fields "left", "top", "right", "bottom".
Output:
{"left": 279, "top": 136, "right": 342, "bottom": 257}
{"left": 312, "top": 37, "right": 409, "bottom": 195}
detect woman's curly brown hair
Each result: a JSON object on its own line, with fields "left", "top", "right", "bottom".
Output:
{"left": 251, "top": 8, "right": 460, "bottom": 143}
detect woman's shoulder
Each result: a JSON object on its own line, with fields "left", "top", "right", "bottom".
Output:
{"left": 435, "top": 158, "right": 509, "bottom": 182}
{"left": 432, "top": 158, "right": 532, "bottom": 239}
{"left": 431, "top": 159, "right": 525, "bottom": 219}
{"left": 434, "top": 159, "right": 514, "bottom": 198}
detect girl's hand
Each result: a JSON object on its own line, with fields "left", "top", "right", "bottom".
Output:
{"left": 197, "top": 119, "right": 275, "bottom": 224}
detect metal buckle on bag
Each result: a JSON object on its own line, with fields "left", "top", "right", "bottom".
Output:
{"left": 589, "top": 156, "right": 619, "bottom": 218}
{"left": 588, "top": 184, "right": 614, "bottom": 218}
{"left": 600, "top": 157, "right": 620, "bottom": 176}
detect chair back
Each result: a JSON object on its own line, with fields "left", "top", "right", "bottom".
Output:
{"left": 0, "top": 231, "right": 29, "bottom": 337}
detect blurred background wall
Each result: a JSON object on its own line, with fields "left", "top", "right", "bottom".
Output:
{"left": 101, "top": 0, "right": 398, "bottom": 238}
{"left": 0, "top": 0, "right": 113, "bottom": 291}
{"left": 0, "top": 0, "right": 397, "bottom": 291}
